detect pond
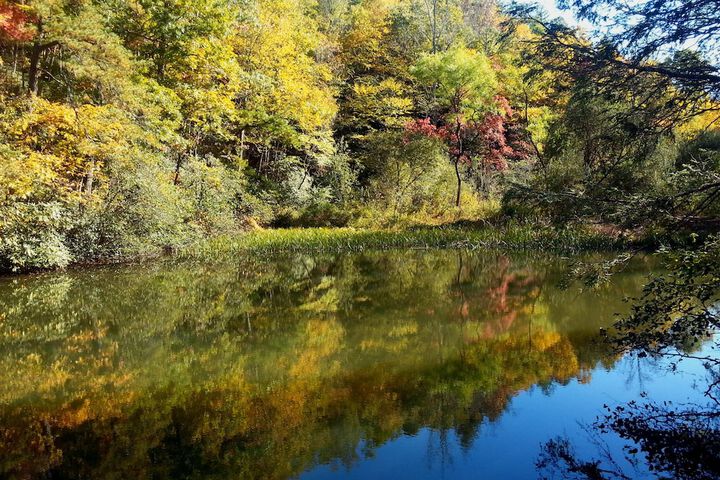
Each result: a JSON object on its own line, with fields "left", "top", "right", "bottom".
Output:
{"left": 0, "top": 249, "right": 710, "bottom": 479}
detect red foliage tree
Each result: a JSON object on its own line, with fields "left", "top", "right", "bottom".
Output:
{"left": 403, "top": 96, "right": 532, "bottom": 205}
{"left": 403, "top": 117, "right": 442, "bottom": 143}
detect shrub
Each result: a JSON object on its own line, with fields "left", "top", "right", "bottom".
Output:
{"left": 0, "top": 201, "right": 74, "bottom": 271}
{"left": 0, "top": 143, "right": 76, "bottom": 271}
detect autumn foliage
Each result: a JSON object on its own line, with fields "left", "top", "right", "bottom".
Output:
{"left": 404, "top": 96, "right": 532, "bottom": 180}
{"left": 0, "top": 2, "right": 34, "bottom": 42}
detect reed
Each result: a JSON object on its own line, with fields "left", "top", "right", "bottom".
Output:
{"left": 181, "top": 223, "right": 629, "bottom": 260}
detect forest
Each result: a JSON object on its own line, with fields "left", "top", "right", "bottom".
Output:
{"left": 0, "top": 0, "right": 715, "bottom": 272}
{"left": 1, "top": 0, "right": 720, "bottom": 478}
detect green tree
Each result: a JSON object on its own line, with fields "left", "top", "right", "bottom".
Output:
{"left": 411, "top": 45, "right": 502, "bottom": 206}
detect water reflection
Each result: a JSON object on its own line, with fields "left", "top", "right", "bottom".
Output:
{"left": 0, "top": 250, "right": 653, "bottom": 478}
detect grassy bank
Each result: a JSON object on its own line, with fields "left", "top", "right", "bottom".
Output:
{"left": 2, "top": 221, "right": 639, "bottom": 275}
{"left": 181, "top": 223, "right": 632, "bottom": 261}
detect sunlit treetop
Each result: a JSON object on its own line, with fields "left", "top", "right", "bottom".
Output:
{"left": 411, "top": 45, "right": 498, "bottom": 116}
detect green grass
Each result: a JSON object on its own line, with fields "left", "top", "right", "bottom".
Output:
{"left": 181, "top": 223, "right": 630, "bottom": 261}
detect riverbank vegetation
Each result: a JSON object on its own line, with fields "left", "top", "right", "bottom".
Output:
{"left": 1, "top": 0, "right": 718, "bottom": 273}
{"left": 182, "top": 222, "right": 628, "bottom": 261}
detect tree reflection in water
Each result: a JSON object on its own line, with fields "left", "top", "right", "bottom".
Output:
{"left": 538, "top": 240, "right": 720, "bottom": 480}
{"left": 0, "top": 250, "right": 651, "bottom": 478}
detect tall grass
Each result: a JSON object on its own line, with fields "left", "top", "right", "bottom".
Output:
{"left": 181, "top": 223, "right": 629, "bottom": 261}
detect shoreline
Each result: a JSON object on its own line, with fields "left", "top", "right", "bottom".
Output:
{"left": 1, "top": 223, "right": 638, "bottom": 277}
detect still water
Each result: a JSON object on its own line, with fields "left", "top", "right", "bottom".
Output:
{"left": 0, "top": 250, "right": 709, "bottom": 479}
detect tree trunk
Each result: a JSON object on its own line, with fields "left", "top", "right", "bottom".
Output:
{"left": 28, "top": 42, "right": 42, "bottom": 95}
{"left": 239, "top": 129, "right": 245, "bottom": 162}
{"left": 173, "top": 155, "right": 183, "bottom": 185}
{"left": 83, "top": 161, "right": 95, "bottom": 197}
{"left": 431, "top": 0, "right": 437, "bottom": 53}
{"left": 157, "top": 61, "right": 165, "bottom": 84}
{"left": 27, "top": 39, "right": 59, "bottom": 96}
{"left": 454, "top": 157, "right": 462, "bottom": 208}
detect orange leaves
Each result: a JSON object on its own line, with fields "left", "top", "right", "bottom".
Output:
{"left": 0, "top": 2, "right": 35, "bottom": 43}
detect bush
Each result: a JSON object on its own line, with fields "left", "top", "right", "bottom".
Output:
{"left": 314, "top": 145, "right": 360, "bottom": 204}
{"left": 0, "top": 201, "right": 74, "bottom": 271}
{"left": 361, "top": 131, "right": 454, "bottom": 214}
{"left": 272, "top": 202, "right": 354, "bottom": 228}
{"left": 0, "top": 143, "right": 76, "bottom": 271}
{"left": 67, "top": 159, "right": 197, "bottom": 261}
